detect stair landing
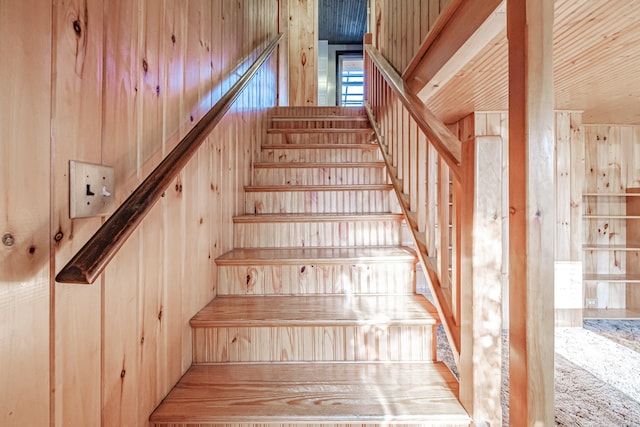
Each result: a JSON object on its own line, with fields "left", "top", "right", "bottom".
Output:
{"left": 149, "top": 363, "right": 470, "bottom": 426}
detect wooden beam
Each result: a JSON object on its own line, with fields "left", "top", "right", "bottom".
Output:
{"left": 403, "top": 0, "right": 504, "bottom": 96}
{"left": 459, "top": 136, "right": 503, "bottom": 425}
{"left": 507, "top": 0, "right": 555, "bottom": 425}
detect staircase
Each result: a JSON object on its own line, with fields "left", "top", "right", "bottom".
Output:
{"left": 150, "top": 107, "right": 470, "bottom": 426}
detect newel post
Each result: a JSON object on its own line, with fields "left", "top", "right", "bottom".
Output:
{"left": 459, "top": 136, "right": 503, "bottom": 426}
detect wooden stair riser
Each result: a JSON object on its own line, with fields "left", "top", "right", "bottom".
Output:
{"left": 193, "top": 324, "right": 437, "bottom": 363}
{"left": 260, "top": 146, "right": 382, "bottom": 163}
{"left": 233, "top": 220, "right": 403, "bottom": 248}
{"left": 253, "top": 165, "right": 387, "bottom": 186}
{"left": 245, "top": 189, "right": 399, "bottom": 214}
{"left": 271, "top": 118, "right": 370, "bottom": 130}
{"left": 267, "top": 132, "right": 374, "bottom": 146}
{"left": 217, "top": 263, "right": 416, "bottom": 295}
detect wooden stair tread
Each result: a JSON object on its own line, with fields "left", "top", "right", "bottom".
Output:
{"left": 245, "top": 184, "right": 393, "bottom": 192}
{"left": 268, "top": 128, "right": 373, "bottom": 134}
{"left": 272, "top": 115, "right": 369, "bottom": 122}
{"left": 191, "top": 294, "right": 438, "bottom": 328}
{"left": 215, "top": 246, "right": 417, "bottom": 265}
{"left": 233, "top": 212, "right": 404, "bottom": 223}
{"left": 253, "top": 161, "right": 385, "bottom": 168}
{"left": 149, "top": 363, "right": 469, "bottom": 424}
{"left": 262, "top": 143, "right": 378, "bottom": 150}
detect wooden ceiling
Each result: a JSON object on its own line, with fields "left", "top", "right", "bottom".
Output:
{"left": 318, "top": 0, "right": 367, "bottom": 44}
{"left": 423, "top": 0, "right": 640, "bottom": 125}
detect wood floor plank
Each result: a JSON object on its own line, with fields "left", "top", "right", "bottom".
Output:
{"left": 149, "top": 363, "right": 470, "bottom": 424}
{"left": 215, "top": 247, "right": 417, "bottom": 265}
{"left": 190, "top": 295, "right": 438, "bottom": 328}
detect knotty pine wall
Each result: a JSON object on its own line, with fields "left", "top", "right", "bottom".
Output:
{"left": 1, "top": 1, "right": 278, "bottom": 426}
{"left": 451, "top": 111, "right": 586, "bottom": 326}
{"left": 368, "top": 0, "right": 451, "bottom": 74}
{"left": 283, "top": 0, "right": 318, "bottom": 106}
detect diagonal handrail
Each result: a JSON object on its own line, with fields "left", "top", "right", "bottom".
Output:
{"left": 364, "top": 44, "right": 462, "bottom": 181}
{"left": 56, "top": 33, "right": 285, "bottom": 284}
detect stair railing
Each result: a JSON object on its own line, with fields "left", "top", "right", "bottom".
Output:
{"left": 364, "top": 35, "right": 502, "bottom": 420}
{"left": 56, "top": 33, "right": 285, "bottom": 284}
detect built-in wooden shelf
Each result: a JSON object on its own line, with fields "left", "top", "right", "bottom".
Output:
{"left": 583, "top": 244, "right": 640, "bottom": 251}
{"left": 582, "top": 192, "right": 640, "bottom": 197}
{"left": 583, "top": 308, "right": 640, "bottom": 320}
{"left": 583, "top": 274, "right": 640, "bottom": 283}
{"left": 583, "top": 214, "right": 640, "bottom": 219}
{"left": 581, "top": 189, "right": 640, "bottom": 319}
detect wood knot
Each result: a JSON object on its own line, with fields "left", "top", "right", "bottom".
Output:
{"left": 142, "top": 59, "right": 149, "bottom": 73}
{"left": 120, "top": 369, "right": 126, "bottom": 378}
{"left": 72, "top": 20, "right": 82, "bottom": 36}
{"left": 2, "top": 233, "right": 15, "bottom": 247}
{"left": 171, "top": 34, "right": 176, "bottom": 44}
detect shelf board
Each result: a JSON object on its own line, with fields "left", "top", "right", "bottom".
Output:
{"left": 582, "top": 215, "right": 640, "bottom": 219}
{"left": 583, "top": 244, "right": 640, "bottom": 251}
{"left": 583, "top": 274, "right": 640, "bottom": 283}
{"left": 583, "top": 192, "right": 640, "bottom": 197}
{"left": 583, "top": 308, "right": 640, "bottom": 320}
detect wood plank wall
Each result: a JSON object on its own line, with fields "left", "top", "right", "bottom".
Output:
{"left": 452, "top": 111, "right": 586, "bottom": 327}
{"left": 0, "top": 1, "right": 52, "bottom": 426}
{"left": 286, "top": 0, "right": 318, "bottom": 105}
{"left": 369, "top": 0, "right": 451, "bottom": 74}
{"left": 0, "top": 1, "right": 279, "bottom": 426}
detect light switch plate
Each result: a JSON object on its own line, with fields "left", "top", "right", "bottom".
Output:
{"left": 69, "top": 160, "right": 115, "bottom": 218}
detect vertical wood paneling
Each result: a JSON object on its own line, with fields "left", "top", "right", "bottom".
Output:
{"left": 52, "top": 0, "right": 104, "bottom": 424}
{"left": 0, "top": 1, "right": 52, "bottom": 425}
{"left": 101, "top": 1, "right": 141, "bottom": 424}
{"left": 287, "top": 0, "right": 318, "bottom": 105}
{"left": 370, "top": 0, "right": 445, "bottom": 73}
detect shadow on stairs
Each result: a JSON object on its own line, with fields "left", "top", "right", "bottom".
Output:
{"left": 149, "top": 106, "right": 471, "bottom": 427}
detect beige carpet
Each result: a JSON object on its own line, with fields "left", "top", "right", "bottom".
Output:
{"left": 436, "top": 320, "right": 640, "bottom": 426}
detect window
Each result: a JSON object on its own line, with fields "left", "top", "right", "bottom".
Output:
{"left": 338, "top": 54, "right": 364, "bottom": 107}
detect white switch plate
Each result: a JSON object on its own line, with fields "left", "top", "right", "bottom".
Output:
{"left": 69, "top": 160, "right": 115, "bottom": 218}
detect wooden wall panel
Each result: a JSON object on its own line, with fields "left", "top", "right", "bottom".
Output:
{"left": 0, "top": 1, "right": 52, "bottom": 426}
{"left": 369, "top": 0, "right": 447, "bottom": 74}
{"left": 287, "top": 0, "right": 318, "bottom": 105}
{"left": 1, "top": 1, "right": 278, "bottom": 426}
{"left": 52, "top": 0, "right": 105, "bottom": 423}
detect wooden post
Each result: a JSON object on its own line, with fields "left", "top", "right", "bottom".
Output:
{"left": 507, "top": 0, "right": 555, "bottom": 425}
{"left": 460, "top": 136, "right": 503, "bottom": 425}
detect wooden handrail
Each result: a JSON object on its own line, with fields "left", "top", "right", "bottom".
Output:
{"left": 56, "top": 33, "right": 285, "bottom": 284}
{"left": 364, "top": 44, "right": 462, "bottom": 180}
